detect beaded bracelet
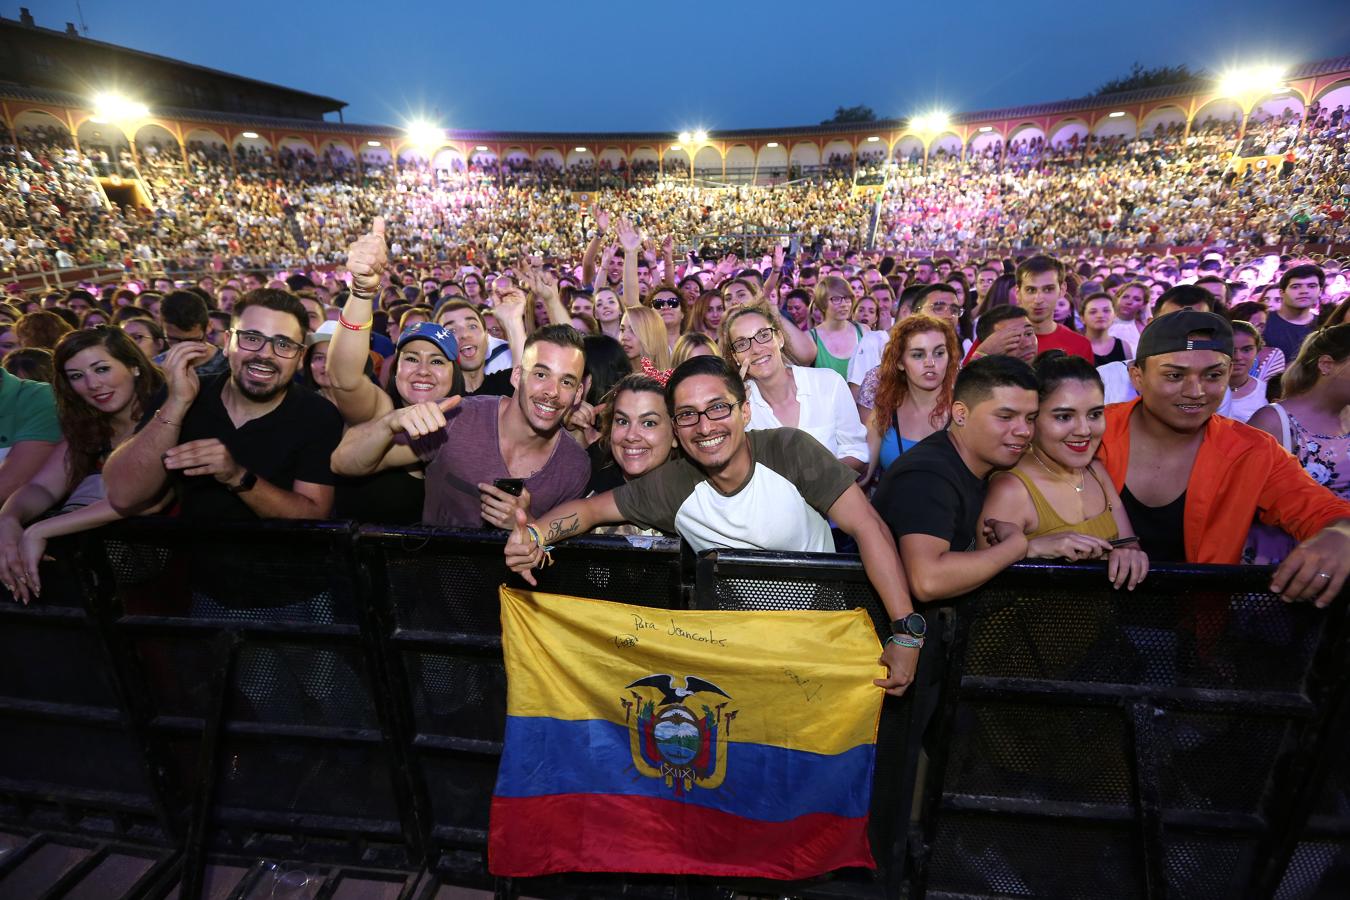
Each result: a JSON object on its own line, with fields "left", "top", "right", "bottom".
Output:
{"left": 338, "top": 314, "right": 372, "bottom": 332}
{"left": 886, "top": 634, "right": 923, "bottom": 650}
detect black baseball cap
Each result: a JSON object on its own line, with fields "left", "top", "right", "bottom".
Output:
{"left": 1135, "top": 310, "right": 1234, "bottom": 361}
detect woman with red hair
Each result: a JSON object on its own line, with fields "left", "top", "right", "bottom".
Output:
{"left": 860, "top": 315, "right": 959, "bottom": 485}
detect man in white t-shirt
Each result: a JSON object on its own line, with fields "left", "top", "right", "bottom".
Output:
{"left": 504, "top": 355, "right": 922, "bottom": 697}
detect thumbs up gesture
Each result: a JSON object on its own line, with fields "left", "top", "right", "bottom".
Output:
{"left": 346, "top": 216, "right": 388, "bottom": 296}
{"left": 505, "top": 508, "right": 544, "bottom": 586}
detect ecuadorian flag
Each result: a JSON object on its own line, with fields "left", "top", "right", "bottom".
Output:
{"left": 488, "top": 587, "right": 885, "bottom": 879}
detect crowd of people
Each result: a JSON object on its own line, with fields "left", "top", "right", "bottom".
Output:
{"left": 3, "top": 99, "right": 1348, "bottom": 280}
{"left": 0, "top": 184, "right": 1347, "bottom": 694}
{"left": 0, "top": 88, "right": 1349, "bottom": 701}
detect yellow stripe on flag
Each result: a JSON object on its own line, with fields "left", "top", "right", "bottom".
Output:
{"left": 499, "top": 587, "right": 885, "bottom": 758}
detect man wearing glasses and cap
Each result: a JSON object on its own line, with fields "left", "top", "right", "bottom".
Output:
{"left": 105, "top": 289, "right": 343, "bottom": 520}
{"left": 1097, "top": 309, "right": 1350, "bottom": 607}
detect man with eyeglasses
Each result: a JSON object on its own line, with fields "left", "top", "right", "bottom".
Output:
{"left": 105, "top": 289, "right": 343, "bottom": 520}
{"left": 502, "top": 355, "right": 922, "bottom": 699}
{"left": 155, "top": 290, "right": 228, "bottom": 376}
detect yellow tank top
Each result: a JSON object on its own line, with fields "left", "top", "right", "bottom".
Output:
{"left": 1009, "top": 466, "right": 1119, "bottom": 541}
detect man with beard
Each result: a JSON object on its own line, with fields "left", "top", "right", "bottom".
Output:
{"left": 105, "top": 289, "right": 343, "bottom": 520}
{"left": 331, "top": 324, "right": 590, "bottom": 530}
{"left": 502, "top": 355, "right": 921, "bottom": 698}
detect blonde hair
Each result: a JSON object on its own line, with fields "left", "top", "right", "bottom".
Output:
{"left": 621, "top": 306, "right": 672, "bottom": 370}
{"left": 672, "top": 332, "right": 719, "bottom": 367}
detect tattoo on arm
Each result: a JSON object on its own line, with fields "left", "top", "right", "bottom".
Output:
{"left": 545, "top": 513, "right": 580, "bottom": 542}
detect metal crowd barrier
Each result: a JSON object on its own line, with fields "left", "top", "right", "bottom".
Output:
{"left": 0, "top": 518, "right": 1346, "bottom": 900}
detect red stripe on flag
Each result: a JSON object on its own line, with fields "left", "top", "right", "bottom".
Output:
{"left": 489, "top": 792, "right": 874, "bottom": 879}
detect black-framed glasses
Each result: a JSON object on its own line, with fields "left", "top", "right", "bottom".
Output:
{"left": 729, "top": 326, "right": 777, "bottom": 354}
{"left": 232, "top": 329, "right": 302, "bottom": 359}
{"left": 651, "top": 297, "right": 681, "bottom": 310}
{"left": 673, "top": 401, "right": 738, "bottom": 428}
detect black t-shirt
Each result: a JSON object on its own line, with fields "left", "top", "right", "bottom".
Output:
{"left": 464, "top": 368, "right": 514, "bottom": 398}
{"left": 148, "top": 374, "right": 344, "bottom": 520}
{"left": 1120, "top": 485, "right": 1187, "bottom": 562}
{"left": 1093, "top": 338, "right": 1128, "bottom": 367}
{"left": 872, "top": 430, "right": 987, "bottom": 551}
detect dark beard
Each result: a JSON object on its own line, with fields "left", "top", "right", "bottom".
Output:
{"left": 233, "top": 369, "right": 286, "bottom": 402}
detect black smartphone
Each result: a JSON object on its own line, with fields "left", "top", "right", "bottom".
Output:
{"left": 494, "top": 478, "right": 525, "bottom": 497}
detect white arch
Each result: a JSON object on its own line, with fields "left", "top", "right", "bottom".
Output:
{"left": 432, "top": 147, "right": 466, "bottom": 170}
{"left": 1192, "top": 98, "right": 1242, "bottom": 126}
{"left": 1049, "top": 120, "right": 1088, "bottom": 146}
{"left": 893, "top": 136, "right": 924, "bottom": 161}
{"left": 930, "top": 133, "right": 962, "bottom": 156}
{"left": 1140, "top": 105, "right": 1186, "bottom": 135}
{"left": 1314, "top": 80, "right": 1350, "bottom": 108}
{"left": 725, "top": 144, "right": 754, "bottom": 170}
{"left": 789, "top": 143, "right": 821, "bottom": 167}
{"left": 822, "top": 138, "right": 854, "bottom": 162}
{"left": 599, "top": 147, "right": 626, "bottom": 168}
{"left": 1092, "top": 115, "right": 1137, "bottom": 139}
{"left": 967, "top": 130, "right": 1002, "bottom": 154}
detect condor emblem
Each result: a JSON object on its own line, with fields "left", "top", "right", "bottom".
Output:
{"left": 621, "top": 674, "right": 736, "bottom": 795}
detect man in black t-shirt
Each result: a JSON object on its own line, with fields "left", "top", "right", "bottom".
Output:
{"left": 438, "top": 299, "right": 515, "bottom": 397}
{"left": 872, "top": 356, "right": 1039, "bottom": 601}
{"left": 106, "top": 289, "right": 343, "bottom": 520}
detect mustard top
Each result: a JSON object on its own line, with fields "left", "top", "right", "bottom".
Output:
{"left": 1008, "top": 465, "right": 1120, "bottom": 541}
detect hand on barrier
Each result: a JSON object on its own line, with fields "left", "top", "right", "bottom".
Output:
{"left": 480, "top": 483, "right": 531, "bottom": 531}
{"left": 876, "top": 640, "right": 918, "bottom": 697}
{"left": 0, "top": 516, "right": 40, "bottom": 605}
{"left": 1271, "top": 528, "right": 1350, "bottom": 608}
{"left": 1026, "top": 532, "right": 1113, "bottom": 562}
{"left": 1107, "top": 544, "right": 1149, "bottom": 591}
{"left": 506, "top": 508, "right": 545, "bottom": 586}
{"left": 386, "top": 396, "right": 459, "bottom": 441}
{"left": 345, "top": 216, "right": 387, "bottom": 295}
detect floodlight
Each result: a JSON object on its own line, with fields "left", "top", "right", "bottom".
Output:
{"left": 575, "top": 147, "right": 588, "bottom": 152}
{"left": 978, "top": 126, "right": 993, "bottom": 133}
{"left": 678, "top": 131, "right": 692, "bottom": 144}
{"left": 241, "top": 131, "right": 260, "bottom": 139}
{"left": 90, "top": 93, "right": 149, "bottom": 124}
{"left": 766, "top": 142, "right": 779, "bottom": 148}
{"left": 475, "top": 145, "right": 489, "bottom": 151}
{"left": 367, "top": 140, "right": 382, "bottom": 147}
{"left": 1218, "top": 65, "right": 1286, "bottom": 99}
{"left": 912, "top": 112, "right": 951, "bottom": 134}
{"left": 1108, "top": 111, "right": 1126, "bottom": 118}
{"left": 693, "top": 129, "right": 708, "bottom": 143}
{"left": 866, "top": 135, "right": 880, "bottom": 142}
{"left": 404, "top": 120, "right": 442, "bottom": 148}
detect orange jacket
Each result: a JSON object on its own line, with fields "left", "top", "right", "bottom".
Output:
{"left": 1098, "top": 399, "right": 1350, "bottom": 564}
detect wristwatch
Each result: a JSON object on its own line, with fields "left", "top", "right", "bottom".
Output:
{"left": 226, "top": 470, "right": 258, "bottom": 494}
{"left": 891, "top": 612, "right": 927, "bottom": 640}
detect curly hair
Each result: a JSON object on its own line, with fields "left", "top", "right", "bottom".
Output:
{"left": 869, "top": 315, "right": 958, "bottom": 437}
{"left": 52, "top": 326, "right": 164, "bottom": 489}
{"left": 15, "top": 310, "right": 74, "bottom": 350}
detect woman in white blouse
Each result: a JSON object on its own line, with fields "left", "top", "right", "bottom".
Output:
{"left": 720, "top": 304, "right": 868, "bottom": 474}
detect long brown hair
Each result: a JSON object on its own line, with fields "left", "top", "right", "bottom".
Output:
{"left": 52, "top": 327, "right": 164, "bottom": 489}
{"left": 1280, "top": 324, "right": 1350, "bottom": 399}
{"left": 870, "top": 315, "right": 958, "bottom": 437}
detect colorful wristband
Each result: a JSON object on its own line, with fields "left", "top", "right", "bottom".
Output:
{"left": 338, "top": 314, "right": 372, "bottom": 331}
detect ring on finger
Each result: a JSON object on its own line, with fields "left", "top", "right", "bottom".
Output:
{"left": 1318, "top": 572, "right": 1332, "bottom": 580}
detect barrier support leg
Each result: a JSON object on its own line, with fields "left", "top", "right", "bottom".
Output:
{"left": 179, "top": 629, "right": 243, "bottom": 900}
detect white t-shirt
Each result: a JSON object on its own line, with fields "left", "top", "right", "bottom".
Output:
{"left": 1107, "top": 320, "right": 1143, "bottom": 355}
{"left": 746, "top": 365, "right": 869, "bottom": 463}
{"left": 846, "top": 330, "right": 890, "bottom": 387}
{"left": 483, "top": 337, "right": 513, "bottom": 375}
{"left": 613, "top": 428, "right": 856, "bottom": 554}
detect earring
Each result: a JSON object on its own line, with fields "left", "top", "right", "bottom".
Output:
{"left": 132, "top": 368, "right": 140, "bottom": 377}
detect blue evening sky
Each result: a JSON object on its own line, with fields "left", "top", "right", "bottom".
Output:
{"left": 25, "top": 0, "right": 1350, "bottom": 132}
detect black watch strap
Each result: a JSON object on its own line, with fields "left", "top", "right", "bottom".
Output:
{"left": 227, "top": 470, "right": 257, "bottom": 494}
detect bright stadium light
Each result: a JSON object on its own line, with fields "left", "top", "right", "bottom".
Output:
{"left": 1108, "top": 111, "right": 1126, "bottom": 118}
{"left": 575, "top": 147, "right": 588, "bottom": 152}
{"left": 978, "top": 126, "right": 993, "bottom": 133}
{"left": 475, "top": 145, "right": 489, "bottom": 151}
{"left": 1218, "top": 65, "right": 1286, "bottom": 99}
{"left": 241, "top": 131, "right": 260, "bottom": 139}
{"left": 678, "top": 131, "right": 692, "bottom": 144}
{"left": 866, "top": 135, "right": 880, "bottom": 142}
{"left": 367, "top": 140, "right": 382, "bottom": 147}
{"left": 766, "top": 141, "right": 779, "bottom": 148}
{"left": 405, "top": 120, "right": 442, "bottom": 148}
{"left": 911, "top": 112, "right": 951, "bottom": 134}
{"left": 90, "top": 92, "right": 148, "bottom": 124}
{"left": 693, "top": 129, "right": 708, "bottom": 143}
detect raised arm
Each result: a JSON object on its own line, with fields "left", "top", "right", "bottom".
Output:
{"left": 768, "top": 301, "right": 818, "bottom": 365}
{"left": 616, "top": 217, "right": 642, "bottom": 307}
{"left": 518, "top": 257, "right": 569, "bottom": 326}
{"left": 492, "top": 284, "right": 530, "bottom": 364}
{"left": 104, "top": 342, "right": 216, "bottom": 515}
{"left": 504, "top": 493, "right": 624, "bottom": 585}
{"left": 581, "top": 208, "right": 609, "bottom": 286}
{"left": 328, "top": 216, "right": 391, "bottom": 425}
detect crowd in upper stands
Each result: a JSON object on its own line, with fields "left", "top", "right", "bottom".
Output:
{"left": 0, "top": 93, "right": 1348, "bottom": 695}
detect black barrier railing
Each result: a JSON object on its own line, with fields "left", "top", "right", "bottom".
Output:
{"left": 1, "top": 519, "right": 1348, "bottom": 900}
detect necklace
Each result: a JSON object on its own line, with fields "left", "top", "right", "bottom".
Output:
{"left": 1031, "top": 448, "right": 1085, "bottom": 493}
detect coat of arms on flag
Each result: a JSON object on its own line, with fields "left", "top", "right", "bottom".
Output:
{"left": 488, "top": 587, "right": 886, "bottom": 880}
